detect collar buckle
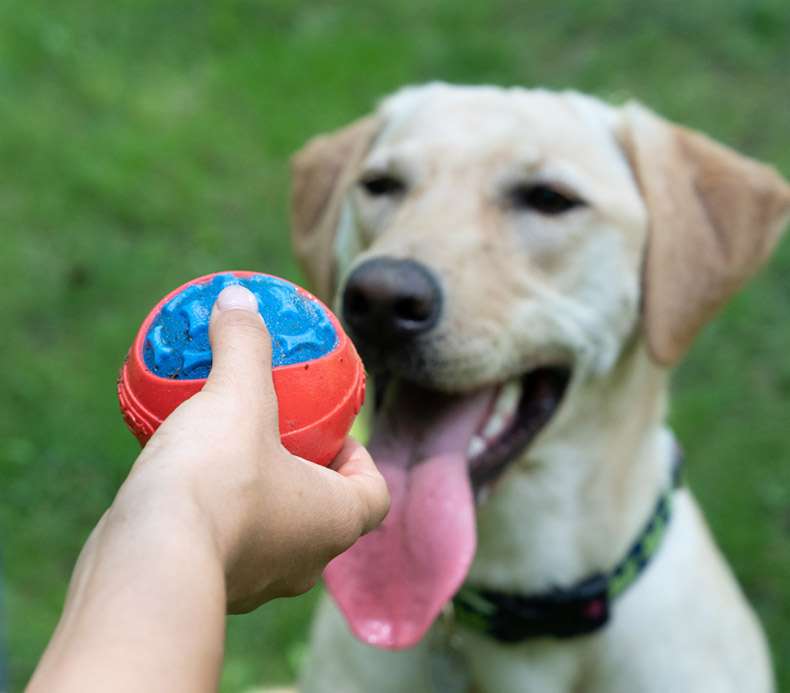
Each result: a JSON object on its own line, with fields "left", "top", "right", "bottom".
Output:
{"left": 505, "top": 573, "right": 609, "bottom": 641}
{"left": 455, "top": 573, "right": 610, "bottom": 642}
{"left": 543, "top": 573, "right": 610, "bottom": 638}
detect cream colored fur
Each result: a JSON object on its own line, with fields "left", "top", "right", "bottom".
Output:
{"left": 283, "top": 84, "right": 790, "bottom": 693}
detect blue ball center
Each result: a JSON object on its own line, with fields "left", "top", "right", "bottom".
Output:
{"left": 143, "top": 273, "right": 338, "bottom": 379}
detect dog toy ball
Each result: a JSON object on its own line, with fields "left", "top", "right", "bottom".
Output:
{"left": 117, "top": 271, "right": 365, "bottom": 466}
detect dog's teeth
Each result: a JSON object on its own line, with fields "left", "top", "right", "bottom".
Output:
{"left": 494, "top": 380, "right": 521, "bottom": 420}
{"left": 467, "top": 435, "right": 486, "bottom": 458}
{"left": 481, "top": 380, "right": 521, "bottom": 439}
{"left": 482, "top": 412, "right": 507, "bottom": 440}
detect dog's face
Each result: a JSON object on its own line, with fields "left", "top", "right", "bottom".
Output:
{"left": 345, "top": 87, "right": 647, "bottom": 387}
{"left": 290, "top": 84, "right": 790, "bottom": 649}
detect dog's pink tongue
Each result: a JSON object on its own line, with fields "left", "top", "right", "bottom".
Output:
{"left": 325, "top": 382, "right": 493, "bottom": 650}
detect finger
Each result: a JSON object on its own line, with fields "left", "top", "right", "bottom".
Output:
{"left": 331, "top": 438, "right": 390, "bottom": 534}
{"left": 203, "top": 285, "right": 277, "bottom": 423}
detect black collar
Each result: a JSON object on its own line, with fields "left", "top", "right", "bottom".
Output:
{"left": 452, "top": 447, "right": 684, "bottom": 643}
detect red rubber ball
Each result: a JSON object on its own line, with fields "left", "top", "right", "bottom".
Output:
{"left": 117, "top": 271, "right": 366, "bottom": 466}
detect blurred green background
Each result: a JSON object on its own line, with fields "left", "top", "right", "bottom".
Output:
{"left": 1, "top": 0, "right": 789, "bottom": 690}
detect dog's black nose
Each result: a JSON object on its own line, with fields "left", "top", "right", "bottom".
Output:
{"left": 342, "top": 258, "right": 442, "bottom": 345}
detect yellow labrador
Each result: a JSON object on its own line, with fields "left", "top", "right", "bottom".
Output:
{"left": 287, "top": 84, "right": 790, "bottom": 693}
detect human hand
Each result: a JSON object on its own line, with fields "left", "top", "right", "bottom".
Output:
{"left": 117, "top": 283, "right": 390, "bottom": 610}
{"left": 28, "top": 284, "right": 388, "bottom": 693}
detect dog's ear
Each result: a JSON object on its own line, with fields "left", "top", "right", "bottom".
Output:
{"left": 290, "top": 116, "right": 380, "bottom": 301}
{"left": 622, "top": 103, "right": 790, "bottom": 365}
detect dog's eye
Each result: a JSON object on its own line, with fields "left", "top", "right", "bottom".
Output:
{"left": 509, "top": 183, "right": 585, "bottom": 215}
{"left": 359, "top": 174, "right": 405, "bottom": 197}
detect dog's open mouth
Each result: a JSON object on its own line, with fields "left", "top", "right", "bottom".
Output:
{"left": 467, "top": 367, "right": 571, "bottom": 495}
{"left": 324, "top": 365, "right": 571, "bottom": 650}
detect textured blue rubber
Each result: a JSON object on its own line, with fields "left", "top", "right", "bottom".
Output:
{"left": 143, "top": 273, "right": 337, "bottom": 379}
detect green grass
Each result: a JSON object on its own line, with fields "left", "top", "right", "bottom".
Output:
{"left": 1, "top": 0, "right": 789, "bottom": 690}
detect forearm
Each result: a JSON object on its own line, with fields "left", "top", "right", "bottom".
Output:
{"left": 28, "top": 492, "right": 227, "bottom": 693}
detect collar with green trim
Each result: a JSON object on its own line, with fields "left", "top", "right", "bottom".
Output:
{"left": 452, "top": 448, "right": 683, "bottom": 643}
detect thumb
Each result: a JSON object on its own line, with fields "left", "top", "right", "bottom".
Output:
{"left": 203, "top": 284, "right": 277, "bottom": 421}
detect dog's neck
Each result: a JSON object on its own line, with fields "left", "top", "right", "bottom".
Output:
{"left": 468, "top": 342, "right": 671, "bottom": 593}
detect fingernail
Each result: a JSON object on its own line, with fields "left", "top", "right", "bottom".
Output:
{"left": 216, "top": 285, "right": 259, "bottom": 313}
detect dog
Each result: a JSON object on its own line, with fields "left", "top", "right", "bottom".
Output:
{"left": 286, "top": 83, "right": 790, "bottom": 692}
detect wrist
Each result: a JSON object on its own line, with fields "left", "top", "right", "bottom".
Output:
{"left": 106, "top": 470, "right": 225, "bottom": 572}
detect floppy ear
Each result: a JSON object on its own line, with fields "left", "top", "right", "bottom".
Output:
{"left": 622, "top": 103, "right": 790, "bottom": 365}
{"left": 290, "top": 116, "right": 380, "bottom": 301}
